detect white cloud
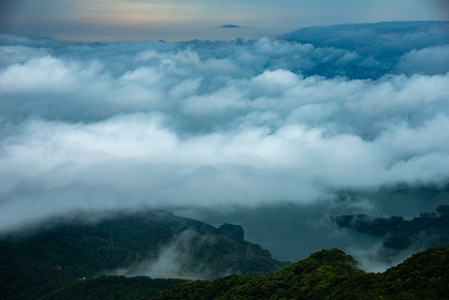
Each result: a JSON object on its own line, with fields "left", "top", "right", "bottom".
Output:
{"left": 0, "top": 45, "right": 50, "bottom": 67}
{"left": 0, "top": 56, "right": 78, "bottom": 93}
{"left": 397, "top": 45, "right": 449, "bottom": 75}
{"left": 0, "top": 21, "right": 449, "bottom": 232}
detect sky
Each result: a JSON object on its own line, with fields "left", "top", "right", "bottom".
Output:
{"left": 1, "top": 1, "right": 449, "bottom": 268}
{"left": 0, "top": 0, "right": 448, "bottom": 41}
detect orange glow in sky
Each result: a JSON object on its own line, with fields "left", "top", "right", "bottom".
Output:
{"left": 0, "top": 0, "right": 446, "bottom": 41}
{"left": 72, "top": 2, "right": 202, "bottom": 26}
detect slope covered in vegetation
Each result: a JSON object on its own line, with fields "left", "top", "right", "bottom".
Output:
{"left": 154, "top": 247, "right": 449, "bottom": 300}
{"left": 40, "top": 276, "right": 186, "bottom": 300}
{"left": 0, "top": 210, "right": 287, "bottom": 300}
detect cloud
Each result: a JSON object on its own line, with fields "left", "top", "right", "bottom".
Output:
{"left": 283, "top": 21, "right": 449, "bottom": 78}
{"left": 0, "top": 21, "right": 449, "bottom": 237}
{"left": 219, "top": 24, "right": 246, "bottom": 29}
{"left": 397, "top": 45, "right": 449, "bottom": 75}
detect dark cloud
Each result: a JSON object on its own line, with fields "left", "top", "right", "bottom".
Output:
{"left": 282, "top": 21, "right": 449, "bottom": 78}
{"left": 219, "top": 24, "right": 245, "bottom": 29}
{"left": 1, "top": 21, "right": 449, "bottom": 265}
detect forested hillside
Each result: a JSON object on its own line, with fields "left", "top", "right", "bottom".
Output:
{"left": 2, "top": 206, "right": 449, "bottom": 299}
{"left": 154, "top": 247, "right": 449, "bottom": 300}
{"left": 40, "top": 276, "right": 186, "bottom": 300}
{"left": 0, "top": 210, "right": 287, "bottom": 300}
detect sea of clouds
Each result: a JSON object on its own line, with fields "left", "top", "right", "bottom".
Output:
{"left": 1, "top": 21, "right": 449, "bottom": 243}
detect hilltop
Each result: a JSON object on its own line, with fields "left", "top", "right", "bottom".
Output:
{"left": 155, "top": 247, "right": 449, "bottom": 300}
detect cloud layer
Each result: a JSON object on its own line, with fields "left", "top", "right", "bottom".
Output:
{"left": 1, "top": 21, "right": 449, "bottom": 233}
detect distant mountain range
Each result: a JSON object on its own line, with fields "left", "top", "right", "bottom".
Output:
{"left": 0, "top": 210, "right": 287, "bottom": 300}
{"left": 333, "top": 205, "right": 449, "bottom": 257}
{"left": 329, "top": 203, "right": 449, "bottom": 273}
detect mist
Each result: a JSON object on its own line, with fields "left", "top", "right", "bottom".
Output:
{"left": 1, "top": 21, "right": 449, "bottom": 267}
{"left": 107, "top": 230, "right": 213, "bottom": 280}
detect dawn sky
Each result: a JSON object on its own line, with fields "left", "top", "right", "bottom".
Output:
{"left": 1, "top": 0, "right": 448, "bottom": 41}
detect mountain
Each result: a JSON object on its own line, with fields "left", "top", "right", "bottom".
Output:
{"left": 154, "top": 247, "right": 449, "bottom": 300}
{"left": 1, "top": 210, "right": 448, "bottom": 300}
{"left": 0, "top": 210, "right": 288, "bottom": 300}
{"left": 333, "top": 204, "right": 449, "bottom": 262}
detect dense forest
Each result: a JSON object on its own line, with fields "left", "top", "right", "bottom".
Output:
{"left": 40, "top": 276, "right": 186, "bottom": 300}
{"left": 10, "top": 247, "right": 448, "bottom": 300}
{"left": 0, "top": 210, "right": 287, "bottom": 300}
{"left": 154, "top": 247, "right": 449, "bottom": 300}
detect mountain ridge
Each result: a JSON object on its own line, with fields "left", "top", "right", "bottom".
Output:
{"left": 154, "top": 247, "right": 449, "bottom": 300}
{"left": 0, "top": 210, "right": 287, "bottom": 300}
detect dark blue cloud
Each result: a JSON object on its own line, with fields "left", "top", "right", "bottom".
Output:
{"left": 219, "top": 24, "right": 246, "bottom": 28}
{"left": 282, "top": 21, "right": 449, "bottom": 78}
